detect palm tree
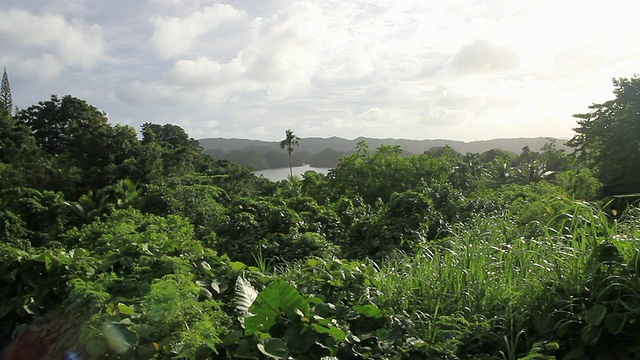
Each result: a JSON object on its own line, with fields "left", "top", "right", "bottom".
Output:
{"left": 280, "top": 129, "right": 300, "bottom": 178}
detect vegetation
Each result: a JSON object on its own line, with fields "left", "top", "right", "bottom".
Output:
{"left": 1, "top": 76, "right": 639, "bottom": 359}
{"left": 0, "top": 68, "right": 11, "bottom": 116}
{"left": 279, "top": 129, "right": 301, "bottom": 178}
{"left": 568, "top": 76, "right": 640, "bottom": 201}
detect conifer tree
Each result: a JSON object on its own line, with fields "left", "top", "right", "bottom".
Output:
{"left": 1, "top": 67, "right": 12, "bottom": 115}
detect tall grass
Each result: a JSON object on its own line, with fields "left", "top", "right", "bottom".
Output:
{"left": 277, "top": 201, "right": 639, "bottom": 358}
{"left": 366, "top": 201, "right": 639, "bottom": 357}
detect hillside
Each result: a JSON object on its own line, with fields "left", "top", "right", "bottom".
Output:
{"left": 199, "top": 136, "right": 571, "bottom": 170}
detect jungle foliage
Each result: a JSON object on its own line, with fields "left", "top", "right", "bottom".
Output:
{"left": 1, "top": 79, "right": 639, "bottom": 359}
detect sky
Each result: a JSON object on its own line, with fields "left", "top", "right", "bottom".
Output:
{"left": 1, "top": 0, "right": 639, "bottom": 142}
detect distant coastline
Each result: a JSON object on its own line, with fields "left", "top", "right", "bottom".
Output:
{"left": 253, "top": 165, "right": 331, "bottom": 182}
{"left": 201, "top": 136, "right": 569, "bottom": 171}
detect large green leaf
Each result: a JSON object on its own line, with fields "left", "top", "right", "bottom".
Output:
{"left": 585, "top": 304, "right": 607, "bottom": 326}
{"left": 257, "top": 338, "right": 289, "bottom": 359}
{"left": 245, "top": 279, "right": 310, "bottom": 335}
{"left": 604, "top": 313, "right": 626, "bottom": 335}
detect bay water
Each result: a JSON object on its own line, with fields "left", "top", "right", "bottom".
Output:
{"left": 253, "top": 164, "right": 331, "bottom": 182}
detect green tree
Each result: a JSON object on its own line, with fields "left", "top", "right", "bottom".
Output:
{"left": 279, "top": 129, "right": 300, "bottom": 178}
{"left": 568, "top": 76, "right": 640, "bottom": 198}
{"left": 1, "top": 67, "right": 12, "bottom": 116}
{"left": 0, "top": 110, "right": 48, "bottom": 190}
{"left": 539, "top": 139, "right": 569, "bottom": 172}
{"left": 140, "top": 123, "right": 206, "bottom": 178}
{"left": 17, "top": 95, "right": 142, "bottom": 197}
{"left": 18, "top": 95, "right": 109, "bottom": 155}
{"left": 329, "top": 144, "right": 450, "bottom": 205}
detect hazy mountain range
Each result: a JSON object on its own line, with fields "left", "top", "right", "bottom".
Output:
{"left": 199, "top": 136, "right": 571, "bottom": 170}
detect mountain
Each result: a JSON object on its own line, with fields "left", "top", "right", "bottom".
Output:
{"left": 198, "top": 136, "right": 571, "bottom": 170}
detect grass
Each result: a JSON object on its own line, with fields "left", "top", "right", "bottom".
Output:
{"left": 273, "top": 201, "right": 640, "bottom": 358}
{"left": 279, "top": 201, "right": 638, "bottom": 357}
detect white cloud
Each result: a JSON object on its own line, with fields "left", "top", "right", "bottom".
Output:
{"left": 148, "top": 1, "right": 330, "bottom": 106}
{"left": 318, "top": 54, "right": 374, "bottom": 82}
{"left": 6, "top": 0, "right": 640, "bottom": 143}
{"left": 117, "top": 80, "right": 182, "bottom": 105}
{"left": 246, "top": 1, "right": 329, "bottom": 99}
{"left": 21, "top": 54, "right": 64, "bottom": 80}
{"left": 0, "top": 8, "right": 104, "bottom": 78}
{"left": 151, "top": 4, "right": 247, "bottom": 57}
{"left": 450, "top": 39, "right": 519, "bottom": 74}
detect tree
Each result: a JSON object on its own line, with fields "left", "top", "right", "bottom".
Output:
{"left": 279, "top": 129, "right": 300, "bottom": 178}
{"left": 1, "top": 67, "right": 12, "bottom": 116}
{"left": 140, "top": 123, "right": 207, "bottom": 179}
{"left": 0, "top": 110, "right": 48, "bottom": 191}
{"left": 18, "top": 95, "right": 110, "bottom": 155}
{"left": 568, "top": 76, "right": 640, "bottom": 198}
{"left": 17, "top": 95, "right": 141, "bottom": 197}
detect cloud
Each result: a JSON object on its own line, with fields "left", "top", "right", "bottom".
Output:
{"left": 116, "top": 80, "right": 182, "bottom": 105}
{"left": 146, "top": 1, "right": 329, "bottom": 106}
{"left": 318, "top": 54, "right": 374, "bottom": 82}
{"left": 6, "top": 0, "right": 638, "bottom": 143}
{"left": 0, "top": 8, "right": 104, "bottom": 78}
{"left": 245, "top": 1, "right": 328, "bottom": 99}
{"left": 151, "top": 4, "right": 247, "bottom": 57}
{"left": 450, "top": 39, "right": 519, "bottom": 74}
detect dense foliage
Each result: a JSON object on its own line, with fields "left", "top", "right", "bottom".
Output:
{"left": 569, "top": 75, "right": 640, "bottom": 200}
{"left": 1, "top": 79, "right": 639, "bottom": 359}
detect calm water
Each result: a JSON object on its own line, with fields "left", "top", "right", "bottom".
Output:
{"left": 253, "top": 165, "right": 331, "bottom": 182}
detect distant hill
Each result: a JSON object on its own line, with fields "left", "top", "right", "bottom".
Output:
{"left": 199, "top": 136, "right": 571, "bottom": 170}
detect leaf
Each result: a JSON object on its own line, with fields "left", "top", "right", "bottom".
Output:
{"left": 585, "top": 304, "right": 607, "bottom": 326}
{"left": 211, "top": 279, "right": 221, "bottom": 293}
{"left": 36, "top": 252, "right": 53, "bottom": 270}
{"left": 231, "top": 261, "right": 247, "bottom": 270}
{"left": 117, "top": 303, "right": 135, "bottom": 316}
{"left": 311, "top": 323, "right": 347, "bottom": 341}
{"left": 604, "top": 313, "right": 626, "bottom": 335}
{"left": 307, "top": 258, "right": 321, "bottom": 267}
{"left": 235, "top": 277, "right": 258, "bottom": 317}
{"left": 103, "top": 323, "right": 136, "bottom": 354}
{"left": 377, "top": 328, "right": 389, "bottom": 340}
{"left": 86, "top": 337, "right": 107, "bottom": 358}
{"left": 200, "top": 287, "right": 213, "bottom": 299}
{"left": 106, "top": 303, "right": 116, "bottom": 316}
{"left": 23, "top": 297, "right": 35, "bottom": 315}
{"left": 580, "top": 325, "right": 602, "bottom": 346}
{"left": 245, "top": 279, "right": 310, "bottom": 336}
{"left": 353, "top": 304, "right": 383, "bottom": 318}
{"left": 284, "top": 324, "right": 315, "bottom": 354}
{"left": 257, "top": 338, "right": 289, "bottom": 359}
{"left": 234, "top": 339, "right": 260, "bottom": 359}
{"left": 118, "top": 256, "right": 134, "bottom": 267}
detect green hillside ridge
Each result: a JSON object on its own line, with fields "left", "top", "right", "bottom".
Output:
{"left": 199, "top": 136, "right": 570, "bottom": 170}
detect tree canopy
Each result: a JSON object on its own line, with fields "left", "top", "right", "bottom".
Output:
{"left": 568, "top": 76, "right": 640, "bottom": 198}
